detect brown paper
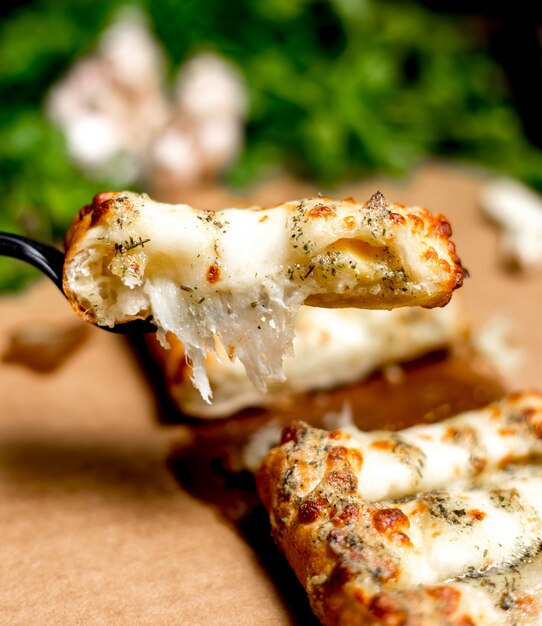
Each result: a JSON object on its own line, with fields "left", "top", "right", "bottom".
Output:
{"left": 1, "top": 163, "right": 541, "bottom": 624}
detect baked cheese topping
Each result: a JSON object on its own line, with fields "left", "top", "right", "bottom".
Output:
{"left": 63, "top": 191, "right": 464, "bottom": 401}
{"left": 256, "top": 392, "right": 542, "bottom": 626}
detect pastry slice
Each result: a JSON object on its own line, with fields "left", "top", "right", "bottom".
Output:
{"left": 152, "top": 300, "right": 466, "bottom": 418}
{"left": 256, "top": 392, "right": 542, "bottom": 625}
{"left": 63, "top": 191, "right": 464, "bottom": 400}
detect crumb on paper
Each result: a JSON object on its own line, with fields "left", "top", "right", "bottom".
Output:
{"left": 480, "top": 177, "right": 542, "bottom": 272}
{"left": 2, "top": 322, "right": 89, "bottom": 373}
{"left": 472, "top": 315, "right": 524, "bottom": 376}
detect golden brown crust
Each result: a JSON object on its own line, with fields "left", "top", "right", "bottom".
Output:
{"left": 257, "top": 422, "right": 473, "bottom": 626}
{"left": 256, "top": 393, "right": 542, "bottom": 626}
{"left": 63, "top": 192, "right": 136, "bottom": 322}
{"left": 64, "top": 191, "right": 117, "bottom": 251}
{"left": 63, "top": 191, "right": 466, "bottom": 319}
{"left": 62, "top": 190, "right": 466, "bottom": 400}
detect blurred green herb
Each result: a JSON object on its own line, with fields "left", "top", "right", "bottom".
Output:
{"left": 1, "top": 0, "right": 542, "bottom": 290}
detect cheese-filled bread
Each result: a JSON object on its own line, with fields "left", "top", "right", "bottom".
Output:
{"left": 257, "top": 392, "right": 542, "bottom": 626}
{"left": 153, "top": 300, "right": 466, "bottom": 418}
{"left": 63, "top": 191, "right": 464, "bottom": 400}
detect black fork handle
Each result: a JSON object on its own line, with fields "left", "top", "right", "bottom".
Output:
{"left": 0, "top": 232, "right": 65, "bottom": 292}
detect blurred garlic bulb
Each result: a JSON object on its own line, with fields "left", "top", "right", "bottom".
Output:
{"left": 46, "top": 7, "right": 169, "bottom": 184}
{"left": 175, "top": 53, "right": 247, "bottom": 120}
{"left": 46, "top": 7, "right": 247, "bottom": 189}
{"left": 149, "top": 53, "right": 247, "bottom": 184}
{"left": 480, "top": 177, "right": 542, "bottom": 272}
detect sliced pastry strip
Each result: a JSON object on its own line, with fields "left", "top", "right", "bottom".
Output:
{"left": 153, "top": 299, "right": 466, "bottom": 418}
{"left": 63, "top": 191, "right": 464, "bottom": 400}
{"left": 256, "top": 391, "right": 542, "bottom": 626}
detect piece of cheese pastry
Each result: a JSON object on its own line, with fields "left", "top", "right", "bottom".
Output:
{"left": 152, "top": 300, "right": 466, "bottom": 418}
{"left": 256, "top": 392, "right": 542, "bottom": 626}
{"left": 63, "top": 190, "right": 464, "bottom": 400}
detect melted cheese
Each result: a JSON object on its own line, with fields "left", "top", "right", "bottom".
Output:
{"left": 63, "top": 191, "right": 464, "bottom": 401}
{"left": 256, "top": 392, "right": 542, "bottom": 625}
{"left": 388, "top": 467, "right": 542, "bottom": 587}
{"left": 171, "top": 300, "right": 465, "bottom": 418}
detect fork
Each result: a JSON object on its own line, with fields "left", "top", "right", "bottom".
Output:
{"left": 0, "top": 232, "right": 155, "bottom": 334}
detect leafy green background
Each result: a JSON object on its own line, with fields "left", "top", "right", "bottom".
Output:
{"left": 1, "top": 0, "right": 542, "bottom": 290}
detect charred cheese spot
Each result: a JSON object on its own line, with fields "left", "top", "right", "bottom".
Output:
{"left": 299, "top": 497, "right": 327, "bottom": 524}
{"left": 442, "top": 426, "right": 477, "bottom": 446}
{"left": 343, "top": 197, "right": 356, "bottom": 204}
{"left": 371, "top": 557, "right": 401, "bottom": 583}
{"left": 89, "top": 197, "right": 117, "bottom": 226}
{"left": 328, "top": 446, "right": 349, "bottom": 462}
{"left": 326, "top": 468, "right": 358, "bottom": 492}
{"left": 353, "top": 589, "right": 367, "bottom": 605}
{"left": 331, "top": 503, "right": 361, "bottom": 527}
{"left": 372, "top": 508, "right": 411, "bottom": 546}
{"left": 371, "top": 440, "right": 396, "bottom": 451}
{"left": 426, "top": 585, "right": 461, "bottom": 616}
{"left": 388, "top": 212, "right": 406, "bottom": 226}
{"left": 443, "top": 427, "right": 463, "bottom": 442}
{"left": 522, "top": 406, "right": 539, "bottom": 422}
{"left": 228, "top": 344, "right": 235, "bottom": 360}
{"left": 206, "top": 264, "right": 221, "bottom": 284}
{"left": 372, "top": 507, "right": 410, "bottom": 533}
{"left": 498, "top": 428, "right": 517, "bottom": 436}
{"left": 393, "top": 532, "right": 412, "bottom": 546}
{"left": 326, "top": 562, "right": 356, "bottom": 592}
{"left": 343, "top": 215, "right": 356, "bottom": 230}
{"left": 490, "top": 406, "right": 502, "bottom": 420}
{"left": 324, "top": 447, "right": 361, "bottom": 491}
{"left": 307, "top": 204, "right": 336, "bottom": 219}
{"left": 280, "top": 423, "right": 306, "bottom": 445}
{"left": 422, "top": 246, "right": 439, "bottom": 263}
{"left": 430, "top": 214, "right": 453, "bottom": 240}
{"left": 93, "top": 191, "right": 116, "bottom": 205}
{"left": 408, "top": 213, "right": 425, "bottom": 232}
{"left": 515, "top": 594, "right": 537, "bottom": 614}
{"left": 467, "top": 509, "right": 486, "bottom": 522}
{"left": 456, "top": 617, "right": 476, "bottom": 626}
{"left": 346, "top": 448, "right": 363, "bottom": 473}
{"left": 368, "top": 593, "right": 408, "bottom": 624}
